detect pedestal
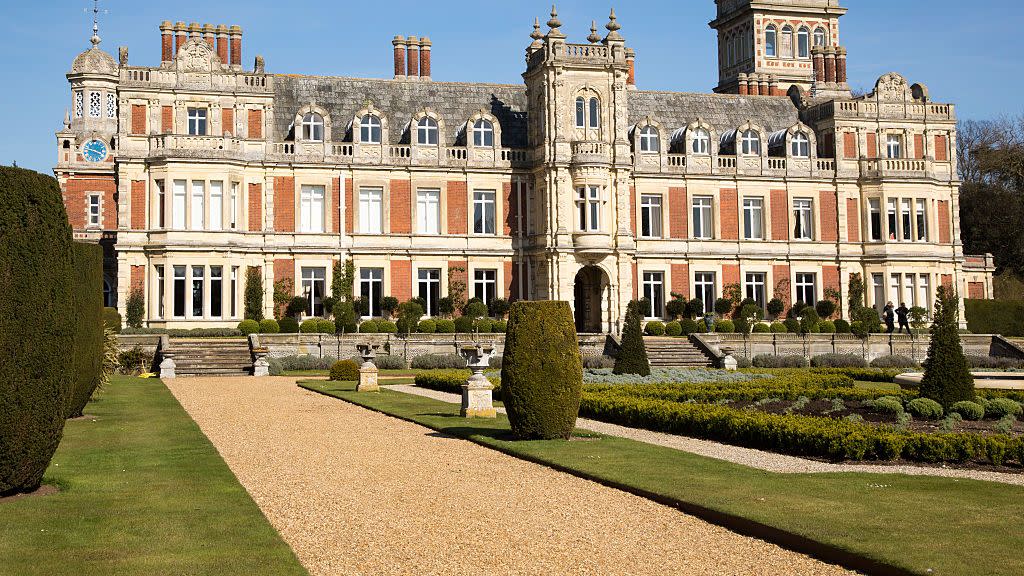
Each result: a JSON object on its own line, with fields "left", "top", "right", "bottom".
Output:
{"left": 461, "top": 375, "right": 496, "bottom": 418}
{"left": 253, "top": 356, "right": 269, "bottom": 377}
{"left": 159, "top": 356, "right": 176, "bottom": 379}
{"left": 357, "top": 364, "right": 379, "bottom": 392}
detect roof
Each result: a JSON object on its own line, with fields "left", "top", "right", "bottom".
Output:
{"left": 627, "top": 91, "right": 800, "bottom": 135}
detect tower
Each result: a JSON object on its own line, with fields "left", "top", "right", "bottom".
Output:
{"left": 709, "top": 0, "right": 849, "bottom": 96}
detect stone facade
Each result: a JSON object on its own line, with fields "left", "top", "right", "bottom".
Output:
{"left": 54, "top": 4, "right": 992, "bottom": 334}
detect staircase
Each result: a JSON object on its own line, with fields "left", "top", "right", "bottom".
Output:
{"left": 164, "top": 338, "right": 253, "bottom": 377}
{"left": 643, "top": 336, "right": 714, "bottom": 367}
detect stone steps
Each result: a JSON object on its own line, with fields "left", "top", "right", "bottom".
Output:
{"left": 643, "top": 337, "right": 714, "bottom": 367}
{"left": 165, "top": 338, "right": 253, "bottom": 377}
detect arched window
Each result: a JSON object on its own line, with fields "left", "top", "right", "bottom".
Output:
{"left": 103, "top": 278, "right": 115, "bottom": 307}
{"left": 472, "top": 119, "right": 494, "bottom": 147}
{"left": 765, "top": 25, "right": 777, "bottom": 57}
{"left": 813, "top": 27, "right": 826, "bottom": 47}
{"left": 639, "top": 126, "right": 659, "bottom": 153}
{"left": 588, "top": 97, "right": 599, "bottom": 129}
{"left": 781, "top": 26, "right": 794, "bottom": 58}
{"left": 301, "top": 113, "right": 324, "bottom": 142}
{"left": 360, "top": 114, "right": 382, "bottom": 144}
{"left": 791, "top": 132, "right": 810, "bottom": 157}
{"left": 417, "top": 117, "right": 438, "bottom": 145}
{"left": 575, "top": 97, "right": 586, "bottom": 128}
{"left": 741, "top": 130, "right": 761, "bottom": 155}
{"left": 692, "top": 129, "right": 711, "bottom": 155}
{"left": 797, "top": 27, "right": 810, "bottom": 58}
{"left": 726, "top": 35, "right": 735, "bottom": 66}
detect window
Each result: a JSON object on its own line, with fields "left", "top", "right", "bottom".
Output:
{"left": 639, "top": 126, "right": 660, "bottom": 153}
{"left": 156, "top": 180, "right": 166, "bottom": 229}
{"left": 901, "top": 198, "right": 912, "bottom": 241}
{"left": 793, "top": 198, "right": 813, "bottom": 240}
{"left": 903, "top": 274, "right": 915, "bottom": 308}
{"left": 692, "top": 196, "right": 713, "bottom": 239}
{"left": 765, "top": 25, "right": 777, "bottom": 57}
{"left": 694, "top": 273, "right": 716, "bottom": 316}
{"left": 869, "top": 198, "right": 882, "bottom": 241}
{"left": 745, "top": 272, "right": 767, "bottom": 310}
{"left": 230, "top": 266, "right": 238, "bottom": 318}
{"left": 230, "top": 182, "right": 239, "bottom": 229}
{"left": 301, "top": 267, "right": 326, "bottom": 317}
{"left": 191, "top": 181, "right": 205, "bottom": 230}
{"left": 918, "top": 276, "right": 930, "bottom": 314}
{"left": 890, "top": 273, "right": 900, "bottom": 306}
{"left": 473, "top": 190, "right": 496, "bottom": 234}
{"left": 472, "top": 119, "right": 494, "bottom": 147}
{"left": 473, "top": 269, "right": 497, "bottom": 305}
{"left": 576, "top": 186, "right": 601, "bottom": 232}
{"left": 642, "top": 272, "right": 665, "bottom": 318}
{"left": 640, "top": 194, "right": 663, "bottom": 238}
{"left": 210, "top": 181, "right": 223, "bottom": 231}
{"left": 813, "top": 27, "right": 826, "bottom": 47}
{"left": 187, "top": 108, "right": 207, "bottom": 136}
{"left": 300, "top": 185, "right": 326, "bottom": 233}
{"left": 417, "top": 117, "right": 438, "bottom": 145}
{"left": 740, "top": 130, "right": 760, "bottom": 155}
{"left": 743, "top": 197, "right": 763, "bottom": 240}
{"left": 173, "top": 265, "right": 186, "bottom": 317}
{"left": 795, "top": 273, "right": 816, "bottom": 305}
{"left": 915, "top": 199, "right": 928, "bottom": 241}
{"left": 575, "top": 97, "right": 586, "bottom": 128}
{"left": 887, "top": 198, "right": 898, "bottom": 240}
{"left": 886, "top": 134, "right": 902, "bottom": 159}
{"left": 791, "top": 132, "right": 810, "bottom": 157}
{"left": 781, "top": 26, "right": 794, "bottom": 58}
{"left": 588, "top": 98, "right": 599, "bottom": 129}
{"left": 872, "top": 273, "right": 885, "bottom": 312}
{"left": 417, "top": 269, "right": 441, "bottom": 316}
{"left": 576, "top": 97, "right": 599, "bottom": 129}
{"left": 89, "top": 92, "right": 101, "bottom": 118}
{"left": 210, "top": 266, "right": 223, "bottom": 318}
{"left": 358, "top": 188, "right": 383, "bottom": 234}
{"left": 191, "top": 265, "right": 204, "bottom": 317}
{"left": 416, "top": 189, "right": 440, "bottom": 234}
{"left": 103, "top": 278, "right": 114, "bottom": 307}
{"left": 301, "top": 113, "right": 324, "bottom": 142}
{"left": 359, "top": 268, "right": 383, "bottom": 317}
{"left": 172, "top": 180, "right": 186, "bottom": 230}
{"left": 797, "top": 27, "right": 810, "bottom": 58}
{"left": 156, "top": 265, "right": 165, "bottom": 319}
{"left": 88, "top": 194, "right": 101, "bottom": 226}
{"left": 75, "top": 91, "right": 84, "bottom": 118}
{"left": 692, "top": 129, "right": 710, "bottom": 155}
{"left": 360, "top": 114, "right": 381, "bottom": 143}
{"left": 106, "top": 93, "right": 116, "bottom": 118}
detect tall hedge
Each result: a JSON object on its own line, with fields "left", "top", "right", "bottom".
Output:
{"left": 244, "top": 266, "right": 264, "bottom": 321}
{"left": 964, "top": 298, "right": 1024, "bottom": 337}
{"left": 66, "top": 242, "right": 104, "bottom": 418}
{"left": 613, "top": 300, "right": 650, "bottom": 376}
{"left": 921, "top": 285, "right": 974, "bottom": 408}
{"left": 0, "top": 167, "right": 75, "bottom": 495}
{"left": 500, "top": 301, "right": 583, "bottom": 440}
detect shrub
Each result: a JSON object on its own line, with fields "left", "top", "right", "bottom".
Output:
{"left": 870, "top": 355, "right": 918, "bottom": 369}
{"left": 277, "top": 355, "right": 337, "bottom": 371}
{"left": 584, "top": 355, "right": 616, "bottom": 369}
{"left": 329, "top": 360, "right": 360, "bottom": 382}
{"left": 783, "top": 318, "right": 800, "bottom": 334}
{"left": 852, "top": 306, "right": 883, "bottom": 335}
{"left": 685, "top": 298, "right": 704, "bottom": 319}
{"left": 817, "top": 320, "right": 836, "bottom": 334}
{"left": 665, "top": 298, "right": 686, "bottom": 320}
{"left": 834, "top": 319, "right": 851, "bottom": 334}
{"left": 396, "top": 301, "right": 423, "bottom": 334}
{"left": 753, "top": 354, "right": 808, "bottom": 368}
{"left": 645, "top": 321, "right": 665, "bottom": 336}
{"left": 770, "top": 322, "right": 787, "bottom": 333}
{"left": 799, "top": 308, "right": 820, "bottom": 333}
{"left": 489, "top": 298, "right": 510, "bottom": 319}
{"left": 333, "top": 300, "right": 358, "bottom": 334}
{"left": 613, "top": 300, "right": 650, "bottom": 376}
{"left": 279, "top": 316, "right": 299, "bottom": 333}
{"left": 285, "top": 296, "right": 308, "bottom": 318}
{"left": 238, "top": 319, "right": 260, "bottom": 335}
{"left": 0, "top": 166, "right": 75, "bottom": 495}
{"left": 871, "top": 396, "right": 904, "bottom": 415}
{"left": 965, "top": 298, "right": 1024, "bottom": 337}
{"left": 381, "top": 296, "right": 400, "bottom": 319}
{"left": 985, "top": 398, "right": 1023, "bottom": 419}
{"left": 374, "top": 355, "right": 407, "bottom": 370}
{"left": 502, "top": 301, "right": 583, "bottom": 440}
{"left": 811, "top": 353, "right": 867, "bottom": 368}
{"left": 435, "top": 319, "right": 456, "bottom": 333}
{"left": 492, "top": 320, "right": 507, "bottom": 333}
{"left": 454, "top": 315, "right": 475, "bottom": 333}
{"left": 713, "top": 297, "right": 733, "bottom": 316}
{"left": 417, "top": 319, "right": 437, "bottom": 333}
{"left": 438, "top": 296, "right": 455, "bottom": 318}
{"left": 125, "top": 288, "right": 145, "bottom": 329}
{"left": 475, "top": 319, "right": 493, "bottom": 333}
{"left": 906, "top": 397, "right": 944, "bottom": 420}
{"left": 244, "top": 267, "right": 264, "bottom": 321}
{"left": 359, "top": 320, "right": 379, "bottom": 333}
{"left": 920, "top": 286, "right": 973, "bottom": 408}
{"left": 259, "top": 318, "right": 280, "bottom": 334}
{"left": 299, "top": 319, "right": 320, "bottom": 333}
{"left": 489, "top": 355, "right": 503, "bottom": 369}
{"left": 680, "top": 318, "right": 700, "bottom": 335}
{"left": 714, "top": 320, "right": 735, "bottom": 333}
{"left": 267, "top": 357, "right": 283, "bottom": 376}
{"left": 966, "top": 355, "right": 1024, "bottom": 369}
{"left": 118, "top": 346, "right": 152, "bottom": 375}
{"left": 317, "top": 319, "right": 335, "bottom": 334}
{"left": 733, "top": 318, "right": 750, "bottom": 335}
{"left": 815, "top": 299, "right": 836, "bottom": 320}
{"left": 410, "top": 353, "right": 466, "bottom": 370}
{"left": 67, "top": 243, "right": 104, "bottom": 419}
{"left": 665, "top": 321, "right": 683, "bottom": 337}
{"left": 950, "top": 401, "right": 985, "bottom": 421}
{"left": 377, "top": 320, "right": 398, "bottom": 334}
{"left": 766, "top": 298, "right": 786, "bottom": 318}
{"left": 103, "top": 307, "right": 122, "bottom": 333}
{"left": 464, "top": 300, "right": 488, "bottom": 319}
{"left": 752, "top": 322, "right": 771, "bottom": 334}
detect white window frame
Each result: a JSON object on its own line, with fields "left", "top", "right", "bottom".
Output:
{"left": 741, "top": 130, "right": 761, "bottom": 155}
{"left": 642, "top": 271, "right": 665, "bottom": 319}
{"left": 639, "top": 194, "right": 663, "bottom": 238}
{"left": 813, "top": 28, "right": 826, "bottom": 47}
{"left": 473, "top": 269, "right": 497, "bottom": 305}
{"left": 190, "top": 180, "right": 205, "bottom": 230}
{"left": 745, "top": 272, "right": 767, "bottom": 310}
{"left": 472, "top": 119, "right": 494, "bottom": 147}
{"left": 694, "top": 272, "right": 716, "bottom": 315}
{"left": 173, "top": 265, "right": 187, "bottom": 318}
{"left": 172, "top": 180, "right": 187, "bottom": 230}
{"left": 417, "top": 117, "right": 438, "bottom": 145}
{"left": 156, "top": 264, "right": 165, "bottom": 319}
{"left": 210, "top": 265, "right": 223, "bottom": 319}
{"left": 887, "top": 198, "right": 898, "bottom": 240}
{"left": 358, "top": 187, "right": 383, "bottom": 234}
{"left": 416, "top": 189, "right": 440, "bottom": 235}
{"left": 301, "top": 267, "right": 327, "bottom": 317}
{"left": 692, "top": 196, "right": 713, "bottom": 240}
{"left": 692, "top": 129, "right": 710, "bottom": 155}
{"left": 765, "top": 25, "right": 777, "bottom": 58}
{"left": 191, "top": 265, "right": 205, "bottom": 318}
{"left": 417, "top": 268, "right": 441, "bottom": 316}
{"left": 187, "top": 107, "right": 207, "bottom": 136}
{"left": 791, "top": 132, "right": 810, "bottom": 157}
{"left": 797, "top": 27, "right": 810, "bottom": 58}
{"left": 230, "top": 182, "right": 239, "bottom": 229}
{"left": 915, "top": 199, "right": 928, "bottom": 241}
{"left": 900, "top": 198, "right": 913, "bottom": 241}
{"left": 795, "top": 273, "right": 817, "bottom": 306}
{"left": 472, "top": 190, "right": 496, "bottom": 234}
{"left": 576, "top": 186, "right": 602, "bottom": 232}
{"left": 886, "top": 134, "right": 902, "bottom": 159}
{"left": 300, "top": 184, "right": 326, "bottom": 233}
{"left": 358, "top": 268, "right": 384, "bottom": 318}
{"left": 301, "top": 113, "right": 324, "bottom": 142}
{"left": 209, "top": 181, "right": 224, "bottom": 231}
{"left": 639, "top": 126, "right": 659, "bottom": 153}
{"left": 743, "top": 197, "right": 763, "bottom": 240}
{"left": 360, "top": 114, "right": 382, "bottom": 144}
{"left": 793, "top": 198, "right": 813, "bottom": 240}
{"left": 869, "top": 198, "right": 882, "bottom": 241}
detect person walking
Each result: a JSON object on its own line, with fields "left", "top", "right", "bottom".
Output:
{"left": 882, "top": 302, "right": 895, "bottom": 334}
{"left": 896, "top": 302, "right": 911, "bottom": 334}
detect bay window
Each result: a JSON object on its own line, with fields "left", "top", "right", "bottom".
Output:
{"left": 172, "top": 180, "right": 187, "bottom": 230}
{"left": 915, "top": 199, "right": 928, "bottom": 241}
{"left": 191, "top": 180, "right": 205, "bottom": 230}
{"left": 210, "top": 181, "right": 223, "bottom": 231}
{"left": 210, "top": 266, "right": 223, "bottom": 318}
{"left": 577, "top": 186, "right": 601, "bottom": 232}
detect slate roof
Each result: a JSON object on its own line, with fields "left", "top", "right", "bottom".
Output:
{"left": 627, "top": 91, "right": 800, "bottom": 135}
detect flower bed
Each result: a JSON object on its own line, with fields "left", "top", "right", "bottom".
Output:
{"left": 584, "top": 367, "right": 770, "bottom": 385}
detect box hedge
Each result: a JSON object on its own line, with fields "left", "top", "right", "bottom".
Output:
{"left": 66, "top": 242, "right": 105, "bottom": 419}
{"left": 329, "top": 360, "right": 360, "bottom": 382}
{"left": 965, "top": 298, "right": 1024, "bottom": 336}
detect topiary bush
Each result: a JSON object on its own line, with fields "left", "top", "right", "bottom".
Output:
{"left": 680, "top": 318, "right": 700, "bottom": 335}
{"left": 920, "top": 286, "right": 974, "bottom": 409}
{"left": 811, "top": 353, "right": 868, "bottom": 368}
{"left": 815, "top": 299, "right": 836, "bottom": 320}
{"left": 244, "top": 266, "right": 264, "bottom": 321}
{"left": 454, "top": 315, "right": 474, "bottom": 333}
{"left": 333, "top": 300, "right": 357, "bottom": 334}
{"left": 985, "top": 398, "right": 1023, "bottom": 419}
{"left": 752, "top": 322, "right": 771, "bottom": 333}
{"left": 783, "top": 318, "right": 800, "bottom": 334}
{"left": 870, "top": 355, "right": 918, "bottom": 369}
{"left": 435, "top": 319, "right": 456, "bottom": 333}
{"left": 417, "top": 319, "right": 437, "bottom": 333}
{"left": 501, "top": 301, "right": 583, "bottom": 440}
{"left": 770, "top": 322, "right": 788, "bottom": 333}
{"left": 714, "top": 319, "right": 735, "bottom": 333}
{"left": 377, "top": 320, "right": 398, "bottom": 334}
{"left": 817, "top": 320, "right": 836, "bottom": 334}
{"left": 664, "top": 321, "right": 682, "bottom": 337}
{"left": 238, "top": 319, "right": 260, "bottom": 335}
{"left": 329, "top": 359, "right": 360, "bottom": 382}
{"left": 492, "top": 320, "right": 507, "bottom": 333}
{"left": 645, "top": 321, "right": 665, "bottom": 336}
{"left": 906, "top": 397, "right": 943, "bottom": 420}
{"left": 317, "top": 319, "right": 335, "bottom": 334}
{"left": 396, "top": 301, "right": 423, "bottom": 334}
{"left": 766, "top": 298, "right": 785, "bottom": 319}
{"left": 475, "top": 319, "right": 493, "bottom": 333}
{"left": 613, "top": 300, "right": 650, "bottom": 376}
{"left": 299, "top": 319, "right": 320, "bottom": 333}
{"left": 834, "top": 319, "right": 851, "bottom": 334}
{"left": 125, "top": 288, "right": 145, "bottom": 329}
{"left": 259, "top": 318, "right": 280, "bottom": 333}
{"left": 359, "top": 320, "right": 379, "bottom": 333}
{"left": 279, "top": 316, "right": 299, "bottom": 333}
{"left": 67, "top": 242, "right": 104, "bottom": 419}
{"left": 950, "top": 400, "right": 984, "bottom": 421}
{"left": 103, "top": 307, "right": 122, "bottom": 333}
{"left": 0, "top": 167, "right": 75, "bottom": 495}
{"left": 871, "top": 396, "right": 904, "bottom": 415}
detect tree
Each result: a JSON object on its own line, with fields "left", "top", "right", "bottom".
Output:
{"left": 381, "top": 296, "right": 400, "bottom": 319}
{"left": 396, "top": 300, "right": 424, "bottom": 335}
{"left": 665, "top": 293, "right": 686, "bottom": 320}
{"left": 766, "top": 298, "right": 786, "bottom": 319}
{"left": 331, "top": 259, "right": 354, "bottom": 303}
{"left": 244, "top": 267, "right": 264, "bottom": 321}
{"left": 67, "top": 242, "right": 104, "bottom": 419}
{"left": 847, "top": 272, "right": 865, "bottom": 316}
{"left": 613, "top": 300, "right": 650, "bottom": 376}
{"left": 920, "top": 285, "right": 974, "bottom": 408}
{"left": 333, "top": 300, "right": 357, "bottom": 334}
{"left": 273, "top": 278, "right": 294, "bottom": 319}
{"left": 125, "top": 288, "right": 145, "bottom": 328}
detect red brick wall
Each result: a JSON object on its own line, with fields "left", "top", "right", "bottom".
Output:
{"left": 629, "top": 185, "right": 637, "bottom": 236}
{"left": 770, "top": 189, "right": 788, "bottom": 241}
{"left": 723, "top": 264, "right": 740, "bottom": 288}
{"left": 823, "top": 265, "right": 840, "bottom": 293}
{"left": 503, "top": 181, "right": 514, "bottom": 236}
{"left": 773, "top": 264, "right": 791, "bottom": 308}
{"left": 344, "top": 178, "right": 353, "bottom": 233}
{"left": 331, "top": 178, "right": 341, "bottom": 233}
{"left": 937, "top": 200, "right": 951, "bottom": 244}
{"left": 846, "top": 198, "right": 860, "bottom": 242}
{"left": 669, "top": 186, "right": 687, "bottom": 239}
{"left": 130, "top": 265, "right": 145, "bottom": 293}
{"left": 131, "top": 104, "right": 147, "bottom": 135}
{"left": 843, "top": 132, "right": 857, "bottom": 159}
{"left": 632, "top": 262, "right": 638, "bottom": 300}
{"left": 447, "top": 181, "right": 467, "bottom": 234}
{"left": 935, "top": 135, "right": 948, "bottom": 162}
{"left": 968, "top": 281, "right": 984, "bottom": 299}
{"left": 914, "top": 134, "right": 925, "bottom": 159}
{"left": 130, "top": 180, "right": 146, "bottom": 230}
{"left": 390, "top": 260, "right": 411, "bottom": 301}
{"left": 941, "top": 274, "right": 953, "bottom": 288}
{"left": 720, "top": 188, "right": 738, "bottom": 240}
{"left": 449, "top": 260, "right": 467, "bottom": 302}
{"left": 273, "top": 177, "right": 295, "bottom": 232}
{"left": 390, "top": 179, "right": 411, "bottom": 234}
{"left": 248, "top": 109, "right": 263, "bottom": 139}
{"left": 866, "top": 132, "right": 878, "bottom": 159}
{"left": 222, "top": 107, "right": 234, "bottom": 136}
{"left": 248, "top": 183, "right": 262, "bottom": 231}
{"left": 671, "top": 263, "right": 689, "bottom": 299}
{"left": 161, "top": 106, "right": 173, "bottom": 134}
{"left": 64, "top": 176, "right": 116, "bottom": 229}
{"left": 819, "top": 192, "right": 838, "bottom": 242}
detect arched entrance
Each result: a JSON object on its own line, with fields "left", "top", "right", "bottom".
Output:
{"left": 574, "top": 266, "right": 606, "bottom": 333}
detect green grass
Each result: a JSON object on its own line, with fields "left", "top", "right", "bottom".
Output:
{"left": 0, "top": 376, "right": 307, "bottom": 576}
{"left": 299, "top": 379, "right": 1024, "bottom": 576}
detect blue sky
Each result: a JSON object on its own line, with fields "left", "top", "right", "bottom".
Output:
{"left": 2, "top": 0, "right": 1021, "bottom": 173}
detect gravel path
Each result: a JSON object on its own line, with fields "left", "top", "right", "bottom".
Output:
{"left": 165, "top": 377, "right": 854, "bottom": 576}
{"left": 390, "top": 384, "right": 1024, "bottom": 487}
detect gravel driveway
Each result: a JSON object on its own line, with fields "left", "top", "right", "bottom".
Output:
{"left": 165, "top": 377, "right": 854, "bottom": 576}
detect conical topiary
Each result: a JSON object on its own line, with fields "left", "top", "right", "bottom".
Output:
{"left": 613, "top": 300, "right": 650, "bottom": 376}
{"left": 920, "top": 285, "right": 974, "bottom": 409}
{"left": 501, "top": 301, "right": 583, "bottom": 440}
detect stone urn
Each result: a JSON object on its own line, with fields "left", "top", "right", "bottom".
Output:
{"left": 355, "top": 343, "right": 380, "bottom": 392}
{"left": 459, "top": 343, "right": 496, "bottom": 418}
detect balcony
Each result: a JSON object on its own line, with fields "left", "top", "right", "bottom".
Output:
{"left": 859, "top": 158, "right": 930, "bottom": 180}
{"left": 571, "top": 141, "right": 610, "bottom": 165}
{"left": 573, "top": 232, "right": 613, "bottom": 260}
{"left": 148, "top": 134, "right": 246, "bottom": 160}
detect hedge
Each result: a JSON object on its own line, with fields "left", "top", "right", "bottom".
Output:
{"left": 415, "top": 369, "right": 502, "bottom": 399}
{"left": 329, "top": 360, "right": 360, "bottom": 382}
{"left": 66, "top": 242, "right": 105, "bottom": 418}
{"left": 0, "top": 166, "right": 75, "bottom": 495}
{"left": 965, "top": 298, "right": 1024, "bottom": 336}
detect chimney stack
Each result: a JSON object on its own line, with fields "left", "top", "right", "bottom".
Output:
{"left": 160, "top": 21, "right": 174, "bottom": 63}
{"left": 812, "top": 46, "right": 825, "bottom": 83}
{"left": 406, "top": 36, "right": 420, "bottom": 77}
{"left": 203, "top": 23, "right": 216, "bottom": 49}
{"left": 626, "top": 48, "right": 636, "bottom": 87}
{"left": 419, "top": 37, "right": 431, "bottom": 80}
{"left": 174, "top": 21, "right": 187, "bottom": 55}
{"left": 836, "top": 46, "right": 848, "bottom": 84}
{"left": 758, "top": 74, "right": 769, "bottom": 97}
{"left": 229, "top": 25, "right": 242, "bottom": 67}
{"left": 216, "top": 25, "right": 229, "bottom": 64}
{"left": 737, "top": 73, "right": 748, "bottom": 96}
{"left": 824, "top": 45, "right": 837, "bottom": 84}
{"left": 393, "top": 36, "right": 407, "bottom": 79}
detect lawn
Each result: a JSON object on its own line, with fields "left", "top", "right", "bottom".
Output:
{"left": 300, "top": 379, "right": 1024, "bottom": 576}
{"left": 0, "top": 376, "right": 307, "bottom": 576}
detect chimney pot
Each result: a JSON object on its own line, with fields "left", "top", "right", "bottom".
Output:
{"left": 737, "top": 73, "right": 748, "bottom": 96}
{"left": 216, "top": 25, "right": 230, "bottom": 64}
{"left": 836, "top": 46, "right": 848, "bottom": 84}
{"left": 824, "top": 45, "right": 837, "bottom": 84}
{"left": 174, "top": 21, "right": 187, "bottom": 56}
{"left": 160, "top": 22, "right": 174, "bottom": 62}
{"left": 203, "top": 23, "right": 216, "bottom": 49}
{"left": 229, "top": 25, "right": 243, "bottom": 67}
{"left": 419, "top": 37, "right": 432, "bottom": 80}
{"left": 406, "top": 35, "right": 420, "bottom": 78}
{"left": 393, "top": 35, "right": 407, "bottom": 79}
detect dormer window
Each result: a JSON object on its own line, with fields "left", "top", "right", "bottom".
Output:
{"left": 472, "top": 119, "right": 494, "bottom": 147}
{"left": 360, "top": 114, "right": 382, "bottom": 144}
{"left": 813, "top": 28, "right": 826, "bottom": 47}
{"left": 639, "top": 126, "right": 659, "bottom": 153}
{"left": 301, "top": 113, "right": 324, "bottom": 142}
{"left": 765, "top": 25, "right": 777, "bottom": 58}
{"left": 740, "top": 130, "right": 761, "bottom": 155}
{"left": 692, "top": 129, "right": 711, "bottom": 155}
{"left": 187, "top": 108, "right": 207, "bottom": 136}
{"left": 791, "top": 132, "right": 810, "bottom": 157}
{"left": 417, "top": 117, "right": 438, "bottom": 145}
{"left": 797, "top": 27, "right": 810, "bottom": 58}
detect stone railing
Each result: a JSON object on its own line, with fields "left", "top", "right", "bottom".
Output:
{"left": 571, "top": 140, "right": 610, "bottom": 165}
{"left": 561, "top": 43, "right": 610, "bottom": 62}
{"left": 119, "top": 67, "right": 273, "bottom": 93}
{"left": 148, "top": 134, "right": 245, "bottom": 159}
{"left": 860, "top": 158, "right": 930, "bottom": 179}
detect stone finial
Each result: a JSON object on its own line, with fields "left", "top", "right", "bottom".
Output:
{"left": 118, "top": 46, "right": 128, "bottom": 66}
{"left": 588, "top": 20, "right": 601, "bottom": 44}
{"left": 605, "top": 8, "right": 623, "bottom": 41}
{"left": 63, "top": 109, "right": 71, "bottom": 129}
{"left": 546, "top": 5, "right": 565, "bottom": 38}
{"left": 530, "top": 17, "right": 543, "bottom": 41}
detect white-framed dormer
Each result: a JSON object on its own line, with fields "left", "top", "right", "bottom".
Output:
{"left": 352, "top": 105, "right": 389, "bottom": 163}
{"left": 410, "top": 107, "right": 445, "bottom": 164}
{"left": 465, "top": 109, "right": 501, "bottom": 164}
{"left": 293, "top": 103, "right": 332, "bottom": 156}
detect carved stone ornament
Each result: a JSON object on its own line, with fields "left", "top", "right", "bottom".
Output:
{"left": 176, "top": 38, "right": 220, "bottom": 73}
{"left": 70, "top": 47, "right": 118, "bottom": 75}
{"left": 872, "top": 72, "right": 911, "bottom": 102}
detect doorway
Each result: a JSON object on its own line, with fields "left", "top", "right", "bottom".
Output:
{"left": 574, "top": 266, "right": 605, "bottom": 333}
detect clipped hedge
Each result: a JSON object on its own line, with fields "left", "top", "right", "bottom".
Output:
{"left": 67, "top": 242, "right": 105, "bottom": 419}
{"left": 238, "top": 319, "right": 260, "bottom": 335}
{"left": 810, "top": 353, "right": 868, "bottom": 368}
{"left": 965, "top": 298, "right": 1024, "bottom": 337}
{"left": 329, "top": 360, "right": 360, "bottom": 382}
{"left": 415, "top": 370, "right": 502, "bottom": 399}
{"left": 752, "top": 354, "right": 808, "bottom": 368}
{"left": 906, "top": 397, "right": 943, "bottom": 420}
{"left": 259, "top": 319, "right": 280, "bottom": 334}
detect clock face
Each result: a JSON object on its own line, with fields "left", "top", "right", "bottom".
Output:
{"left": 82, "top": 139, "right": 108, "bottom": 163}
